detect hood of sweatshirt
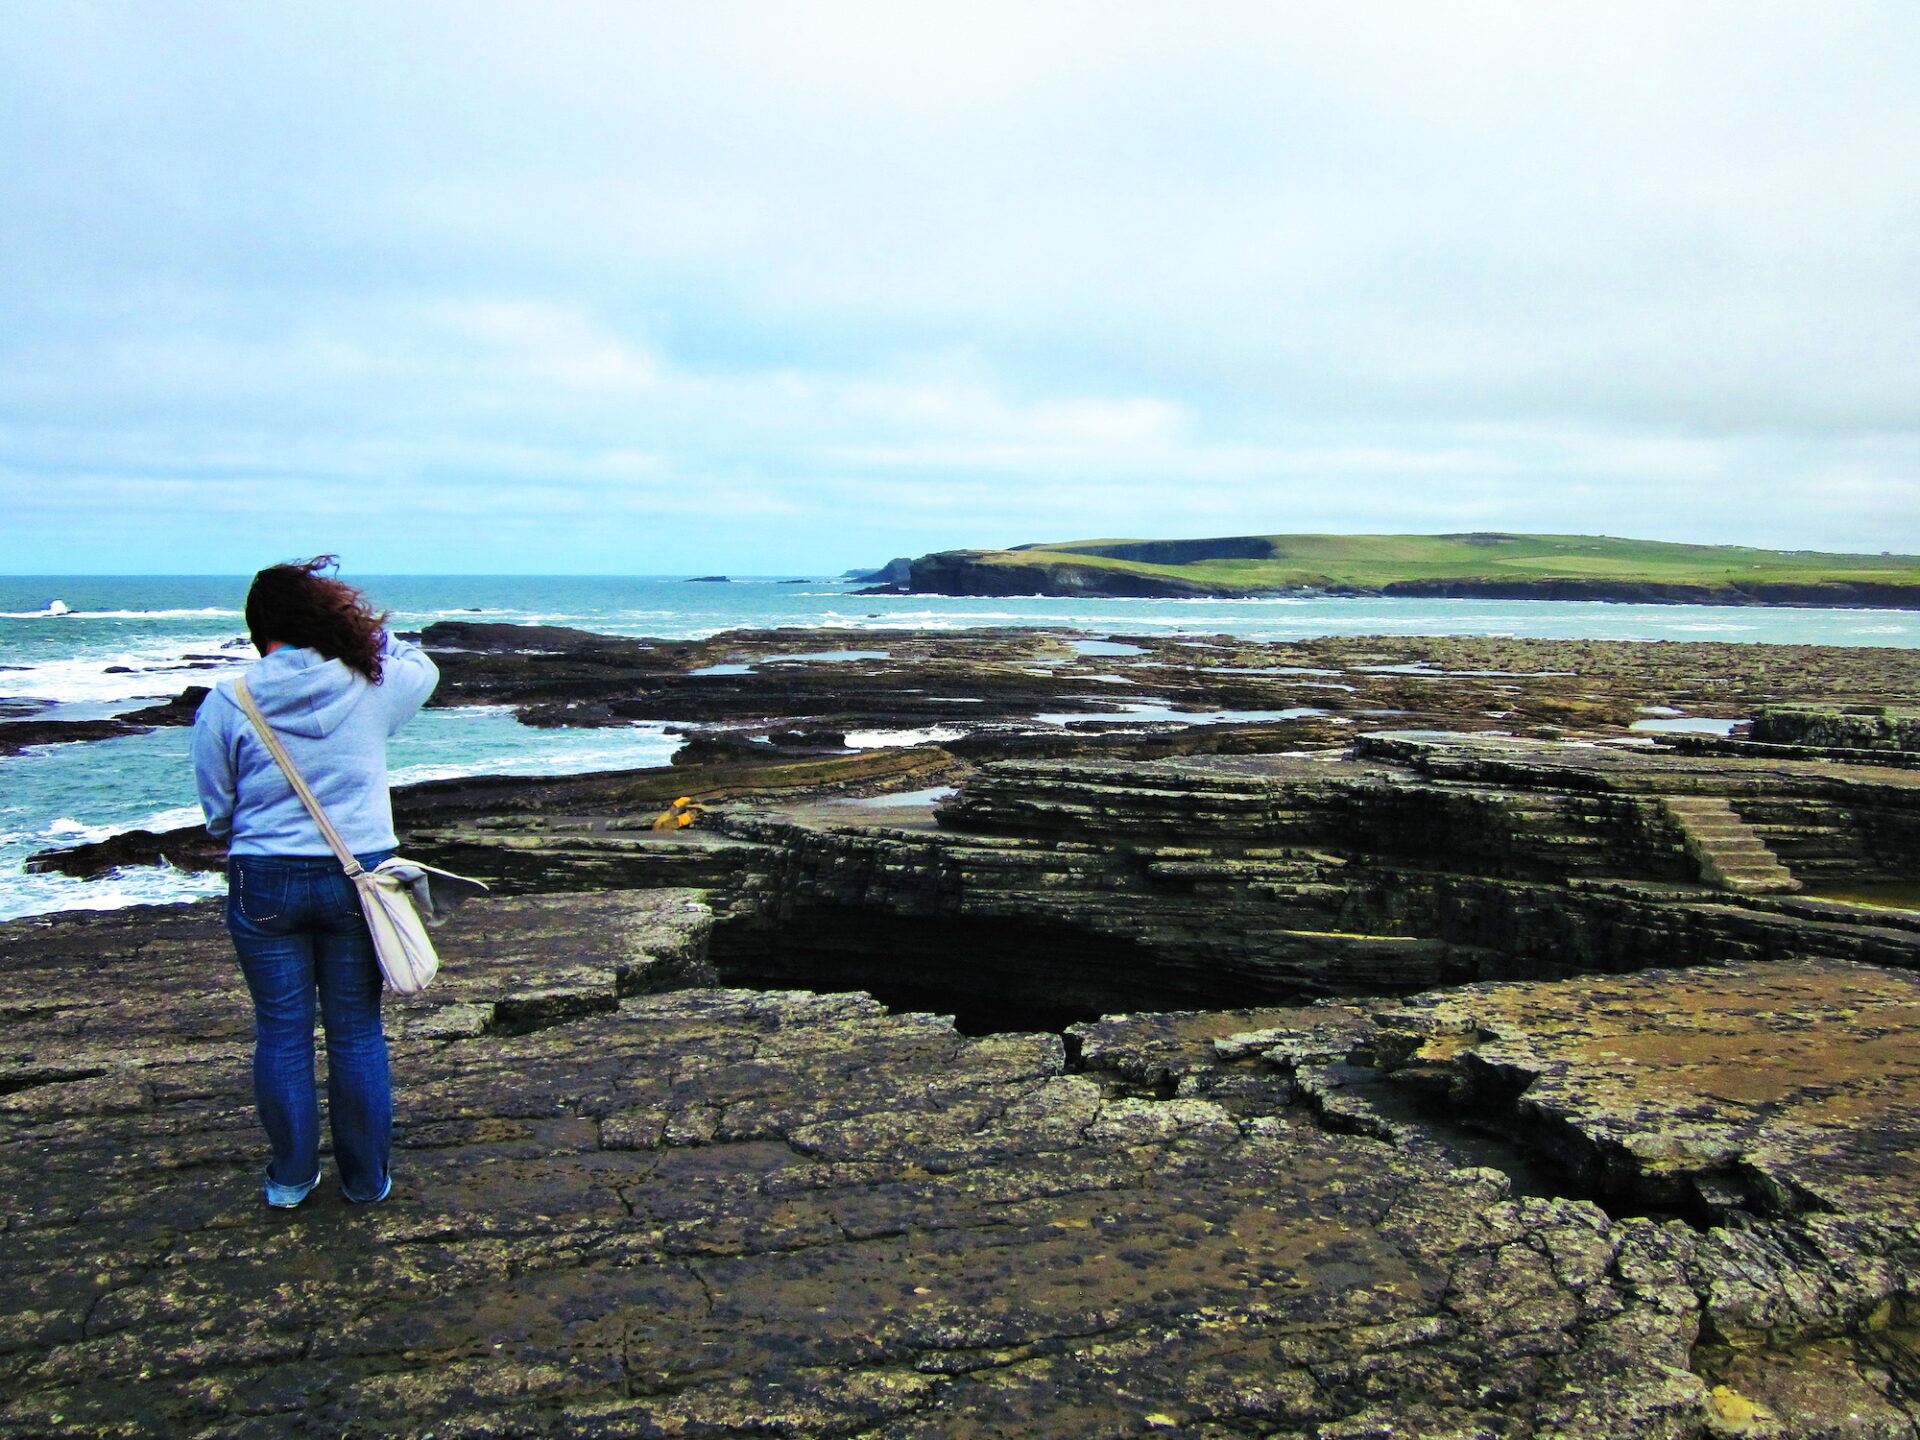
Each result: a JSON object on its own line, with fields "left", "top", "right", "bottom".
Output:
{"left": 235, "top": 645, "right": 372, "bottom": 739}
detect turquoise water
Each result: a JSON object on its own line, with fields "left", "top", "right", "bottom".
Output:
{"left": 3, "top": 573, "right": 1916, "bottom": 920}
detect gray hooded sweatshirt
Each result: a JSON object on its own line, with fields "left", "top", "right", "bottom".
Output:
{"left": 191, "top": 632, "right": 438, "bottom": 857}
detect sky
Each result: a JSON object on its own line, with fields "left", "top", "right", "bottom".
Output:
{"left": 3, "top": 1, "right": 1918, "bottom": 574}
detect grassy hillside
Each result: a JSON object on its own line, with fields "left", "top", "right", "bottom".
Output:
{"left": 979, "top": 533, "right": 1920, "bottom": 591}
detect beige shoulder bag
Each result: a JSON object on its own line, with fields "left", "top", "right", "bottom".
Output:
{"left": 233, "top": 677, "right": 486, "bottom": 996}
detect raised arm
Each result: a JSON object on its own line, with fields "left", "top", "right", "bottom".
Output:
{"left": 379, "top": 631, "right": 440, "bottom": 735}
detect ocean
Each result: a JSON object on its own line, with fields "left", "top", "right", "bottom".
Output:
{"left": 4, "top": 573, "right": 1917, "bottom": 922}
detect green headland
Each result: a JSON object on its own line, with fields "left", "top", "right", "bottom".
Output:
{"left": 897, "top": 532, "right": 1920, "bottom": 606}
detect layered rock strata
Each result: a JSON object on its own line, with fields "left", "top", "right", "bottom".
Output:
{"left": 29, "top": 747, "right": 961, "bottom": 880}
{"left": 405, "top": 738, "right": 1920, "bottom": 1019}
{"left": 1677, "top": 704, "right": 1920, "bottom": 773}
{"left": 1753, "top": 705, "right": 1920, "bottom": 753}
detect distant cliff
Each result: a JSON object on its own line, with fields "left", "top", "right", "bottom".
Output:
{"left": 900, "top": 533, "right": 1920, "bottom": 608}
{"left": 908, "top": 550, "right": 1283, "bottom": 598}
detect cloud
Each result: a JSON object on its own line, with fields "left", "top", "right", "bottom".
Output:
{"left": 2, "top": 1, "right": 1918, "bottom": 570}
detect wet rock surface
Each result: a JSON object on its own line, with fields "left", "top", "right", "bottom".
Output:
{"left": 23, "top": 823, "right": 227, "bottom": 879}
{"left": 0, "top": 899, "right": 1768, "bottom": 1435}
{"left": 419, "top": 627, "right": 1920, "bottom": 750}
{"left": 0, "top": 715, "right": 152, "bottom": 755}
{"left": 10, "top": 893, "right": 1920, "bottom": 1435}
{"left": 113, "top": 685, "right": 211, "bottom": 727}
{"left": 14, "top": 624, "right": 1920, "bottom": 1435}
{"left": 11, "top": 620, "right": 1920, "bottom": 780}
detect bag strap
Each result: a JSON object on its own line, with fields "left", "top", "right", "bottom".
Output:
{"left": 232, "top": 676, "right": 366, "bottom": 877}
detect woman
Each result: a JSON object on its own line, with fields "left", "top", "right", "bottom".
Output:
{"left": 191, "top": 558, "right": 438, "bottom": 1208}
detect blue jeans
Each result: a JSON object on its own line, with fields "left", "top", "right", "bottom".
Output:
{"left": 226, "top": 850, "right": 395, "bottom": 1202}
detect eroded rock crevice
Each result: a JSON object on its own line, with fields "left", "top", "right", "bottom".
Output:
{"left": 701, "top": 904, "right": 1753, "bottom": 1225}
{"left": 710, "top": 904, "right": 1240, "bottom": 1036}
{"left": 0, "top": 1063, "right": 110, "bottom": 1097}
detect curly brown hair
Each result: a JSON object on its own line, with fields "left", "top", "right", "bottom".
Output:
{"left": 245, "top": 556, "right": 391, "bottom": 682}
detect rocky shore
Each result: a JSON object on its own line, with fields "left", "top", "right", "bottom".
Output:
{"left": 9, "top": 622, "right": 1920, "bottom": 1436}
{"left": 28, "top": 623, "right": 1920, "bottom": 884}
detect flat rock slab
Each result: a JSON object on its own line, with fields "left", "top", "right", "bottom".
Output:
{"left": 9, "top": 895, "right": 1920, "bottom": 1436}
{"left": 0, "top": 891, "right": 714, "bottom": 1091}
{"left": 1349, "top": 958, "right": 1920, "bottom": 1223}
{"left": 2, "top": 896, "right": 1722, "bottom": 1438}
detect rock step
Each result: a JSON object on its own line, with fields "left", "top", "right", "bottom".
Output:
{"left": 1656, "top": 795, "right": 1800, "bottom": 894}
{"left": 1675, "top": 830, "right": 1774, "bottom": 849}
